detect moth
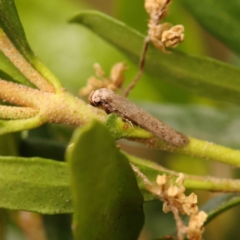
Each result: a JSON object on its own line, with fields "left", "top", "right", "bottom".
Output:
{"left": 89, "top": 88, "right": 188, "bottom": 146}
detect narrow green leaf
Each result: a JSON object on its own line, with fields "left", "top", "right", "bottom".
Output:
{"left": 0, "top": 52, "right": 33, "bottom": 86}
{"left": 179, "top": 0, "right": 240, "bottom": 56}
{"left": 70, "top": 11, "right": 240, "bottom": 104}
{"left": 0, "top": 116, "right": 42, "bottom": 135}
{"left": 115, "top": 0, "right": 148, "bottom": 33}
{"left": 10, "top": 133, "right": 240, "bottom": 214}
{"left": 67, "top": 121, "right": 144, "bottom": 240}
{"left": 0, "top": 0, "right": 33, "bottom": 59}
{"left": 201, "top": 193, "right": 240, "bottom": 224}
{"left": 0, "top": 0, "right": 62, "bottom": 89}
{"left": 0, "top": 156, "right": 72, "bottom": 214}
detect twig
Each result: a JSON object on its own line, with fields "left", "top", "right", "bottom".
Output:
{"left": 123, "top": 36, "right": 150, "bottom": 97}
{"left": 156, "top": 0, "right": 171, "bottom": 23}
{"left": 0, "top": 30, "right": 55, "bottom": 93}
{"left": 127, "top": 153, "right": 240, "bottom": 192}
{"left": 0, "top": 105, "right": 38, "bottom": 119}
{"left": 123, "top": 0, "right": 172, "bottom": 97}
{"left": 170, "top": 205, "right": 185, "bottom": 240}
{"left": 130, "top": 162, "right": 152, "bottom": 185}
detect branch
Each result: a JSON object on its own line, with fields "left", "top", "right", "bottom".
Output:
{"left": 0, "top": 79, "right": 106, "bottom": 126}
{"left": 178, "top": 138, "right": 240, "bottom": 167}
{"left": 0, "top": 30, "right": 55, "bottom": 92}
{"left": 0, "top": 105, "right": 38, "bottom": 119}
{"left": 123, "top": 37, "right": 150, "bottom": 97}
{"left": 127, "top": 154, "right": 240, "bottom": 195}
{"left": 1, "top": 82, "right": 240, "bottom": 169}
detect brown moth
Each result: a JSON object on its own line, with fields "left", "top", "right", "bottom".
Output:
{"left": 89, "top": 88, "right": 188, "bottom": 146}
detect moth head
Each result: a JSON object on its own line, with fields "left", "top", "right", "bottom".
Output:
{"left": 89, "top": 88, "right": 113, "bottom": 106}
{"left": 89, "top": 90, "right": 99, "bottom": 106}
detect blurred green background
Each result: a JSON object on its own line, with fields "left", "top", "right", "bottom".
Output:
{"left": 2, "top": 0, "right": 240, "bottom": 239}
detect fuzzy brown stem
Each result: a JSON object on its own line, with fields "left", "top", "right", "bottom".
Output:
{"left": 0, "top": 106, "right": 38, "bottom": 119}
{"left": 123, "top": 37, "right": 150, "bottom": 97}
{"left": 128, "top": 154, "right": 240, "bottom": 193}
{"left": 0, "top": 79, "right": 107, "bottom": 126}
{"left": 130, "top": 163, "right": 152, "bottom": 185}
{"left": 170, "top": 205, "right": 185, "bottom": 240}
{"left": 0, "top": 79, "right": 43, "bottom": 107}
{"left": 0, "top": 30, "right": 55, "bottom": 93}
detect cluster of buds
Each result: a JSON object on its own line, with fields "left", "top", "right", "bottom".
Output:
{"left": 148, "top": 173, "right": 207, "bottom": 240}
{"left": 145, "top": 0, "right": 184, "bottom": 53}
{"left": 80, "top": 62, "right": 127, "bottom": 97}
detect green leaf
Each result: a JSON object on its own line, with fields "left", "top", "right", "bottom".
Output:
{"left": 0, "top": 0, "right": 62, "bottom": 89}
{"left": 66, "top": 121, "right": 144, "bottom": 240}
{"left": 114, "top": 0, "right": 148, "bottom": 33}
{"left": 70, "top": 11, "right": 240, "bottom": 105}
{"left": 201, "top": 193, "right": 240, "bottom": 224}
{"left": 179, "top": 0, "right": 240, "bottom": 56}
{"left": 14, "top": 132, "right": 240, "bottom": 210}
{"left": 0, "top": 0, "right": 33, "bottom": 59}
{"left": 0, "top": 116, "right": 42, "bottom": 135}
{"left": 0, "top": 156, "right": 72, "bottom": 214}
{"left": 0, "top": 51, "right": 33, "bottom": 86}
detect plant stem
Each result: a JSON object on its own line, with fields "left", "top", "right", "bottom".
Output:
{"left": 178, "top": 138, "right": 240, "bottom": 167}
{"left": 0, "top": 30, "right": 55, "bottom": 92}
{"left": 127, "top": 154, "right": 240, "bottom": 196}
{"left": 133, "top": 136, "right": 240, "bottom": 167}
{"left": 1, "top": 82, "right": 240, "bottom": 168}
{"left": 0, "top": 116, "right": 43, "bottom": 135}
{"left": 0, "top": 79, "right": 106, "bottom": 126}
{"left": 123, "top": 37, "right": 150, "bottom": 97}
{"left": 0, "top": 106, "right": 38, "bottom": 119}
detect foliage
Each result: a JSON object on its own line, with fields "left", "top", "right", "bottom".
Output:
{"left": 0, "top": 0, "right": 240, "bottom": 239}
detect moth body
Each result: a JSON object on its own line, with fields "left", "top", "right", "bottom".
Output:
{"left": 89, "top": 88, "right": 188, "bottom": 146}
